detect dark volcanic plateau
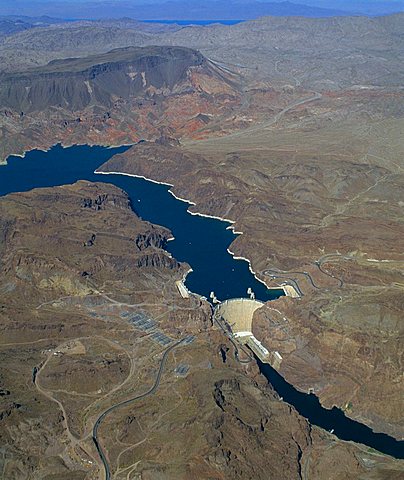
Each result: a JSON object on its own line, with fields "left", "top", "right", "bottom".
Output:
{"left": 0, "top": 46, "right": 218, "bottom": 112}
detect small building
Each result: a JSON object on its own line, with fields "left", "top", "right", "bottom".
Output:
{"left": 176, "top": 280, "right": 190, "bottom": 298}
{"left": 246, "top": 336, "right": 270, "bottom": 360}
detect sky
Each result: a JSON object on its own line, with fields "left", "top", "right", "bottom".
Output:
{"left": 4, "top": 0, "right": 402, "bottom": 5}
{"left": 10, "top": 0, "right": 402, "bottom": 4}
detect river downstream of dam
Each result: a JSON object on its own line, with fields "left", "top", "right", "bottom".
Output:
{"left": 1, "top": 143, "right": 403, "bottom": 459}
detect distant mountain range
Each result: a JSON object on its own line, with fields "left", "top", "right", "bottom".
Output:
{"left": 296, "top": 1, "right": 404, "bottom": 16}
{"left": 1, "top": 0, "right": 402, "bottom": 21}
{"left": 96, "top": 1, "right": 348, "bottom": 20}
{"left": 0, "top": 15, "right": 71, "bottom": 38}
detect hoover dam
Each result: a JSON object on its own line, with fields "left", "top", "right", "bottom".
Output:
{"left": 1, "top": 144, "right": 404, "bottom": 461}
{"left": 214, "top": 298, "right": 283, "bottom": 369}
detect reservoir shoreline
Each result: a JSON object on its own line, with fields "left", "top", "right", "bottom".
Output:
{"left": 1, "top": 143, "right": 403, "bottom": 458}
{"left": 96, "top": 170, "right": 286, "bottom": 296}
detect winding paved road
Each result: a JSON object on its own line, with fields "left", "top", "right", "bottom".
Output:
{"left": 221, "top": 92, "right": 322, "bottom": 139}
{"left": 269, "top": 275, "right": 304, "bottom": 296}
{"left": 92, "top": 338, "right": 186, "bottom": 480}
{"left": 263, "top": 269, "right": 309, "bottom": 296}
{"left": 314, "top": 254, "right": 351, "bottom": 288}
{"left": 263, "top": 254, "right": 349, "bottom": 295}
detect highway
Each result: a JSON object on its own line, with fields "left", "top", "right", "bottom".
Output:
{"left": 315, "top": 261, "right": 343, "bottom": 287}
{"left": 263, "top": 269, "right": 308, "bottom": 296}
{"left": 92, "top": 338, "right": 186, "bottom": 480}
{"left": 183, "top": 91, "right": 322, "bottom": 149}
{"left": 263, "top": 254, "right": 348, "bottom": 295}
{"left": 314, "top": 254, "right": 350, "bottom": 288}
{"left": 215, "top": 92, "right": 322, "bottom": 139}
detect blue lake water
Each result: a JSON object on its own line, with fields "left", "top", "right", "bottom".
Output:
{"left": 1, "top": 143, "right": 403, "bottom": 459}
{"left": 143, "top": 20, "right": 244, "bottom": 25}
{"left": 0, "top": 143, "right": 283, "bottom": 302}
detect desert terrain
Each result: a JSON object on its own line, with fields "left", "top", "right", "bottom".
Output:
{"left": 0, "top": 12, "right": 403, "bottom": 479}
{"left": 3, "top": 182, "right": 403, "bottom": 478}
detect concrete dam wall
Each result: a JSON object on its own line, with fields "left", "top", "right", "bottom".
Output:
{"left": 214, "top": 298, "right": 282, "bottom": 368}
{"left": 214, "top": 298, "right": 264, "bottom": 333}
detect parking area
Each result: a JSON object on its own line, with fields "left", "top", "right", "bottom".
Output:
{"left": 119, "top": 310, "right": 196, "bottom": 348}
{"left": 120, "top": 311, "right": 156, "bottom": 330}
{"left": 150, "top": 331, "right": 173, "bottom": 346}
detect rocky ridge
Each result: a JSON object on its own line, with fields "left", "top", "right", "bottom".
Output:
{"left": 99, "top": 102, "right": 404, "bottom": 440}
{"left": 0, "top": 45, "right": 241, "bottom": 161}
{"left": 2, "top": 182, "right": 402, "bottom": 478}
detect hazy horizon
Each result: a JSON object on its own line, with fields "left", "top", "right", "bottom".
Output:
{"left": 2, "top": 0, "right": 403, "bottom": 20}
